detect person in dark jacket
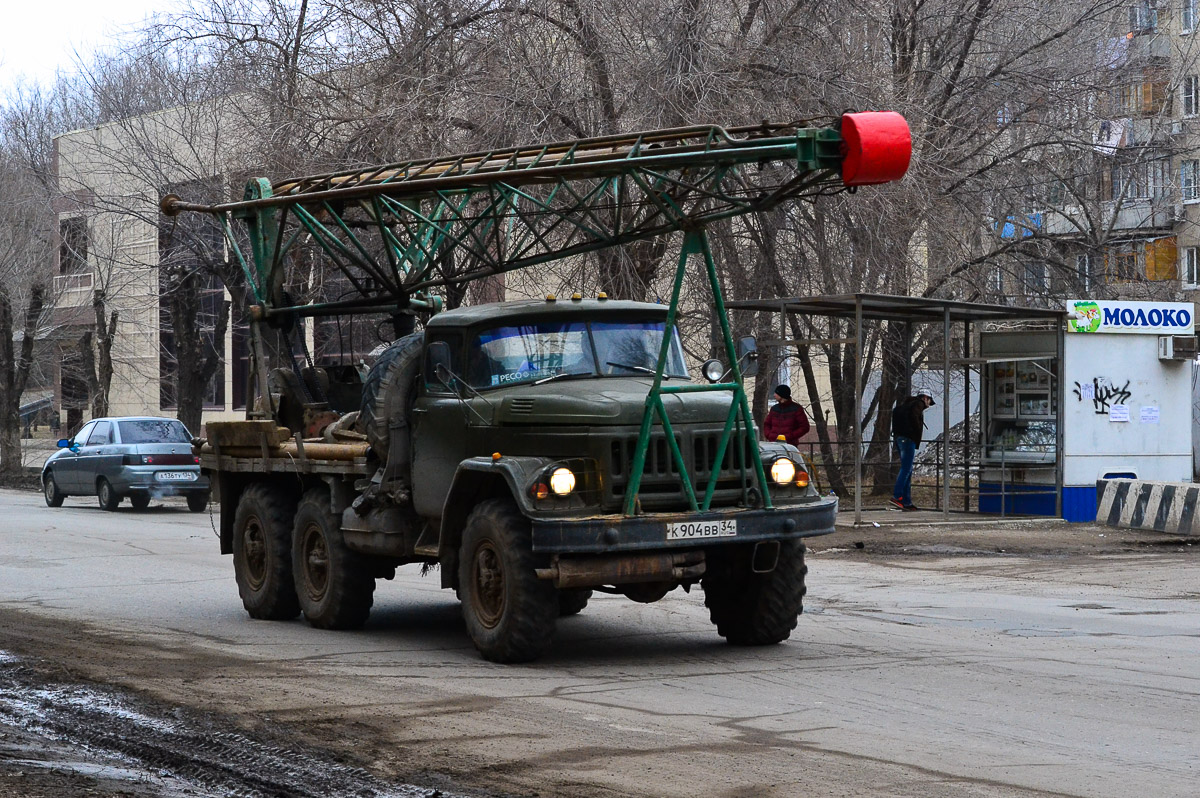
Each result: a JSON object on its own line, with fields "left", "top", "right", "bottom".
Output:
{"left": 891, "top": 389, "right": 935, "bottom": 510}
{"left": 763, "top": 385, "right": 810, "bottom": 446}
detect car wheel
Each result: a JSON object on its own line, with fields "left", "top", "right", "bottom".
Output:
{"left": 43, "top": 473, "right": 65, "bottom": 508}
{"left": 187, "top": 492, "right": 210, "bottom": 513}
{"left": 130, "top": 495, "right": 151, "bottom": 511}
{"left": 97, "top": 478, "right": 121, "bottom": 511}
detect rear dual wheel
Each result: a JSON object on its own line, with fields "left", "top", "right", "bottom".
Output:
{"left": 232, "top": 483, "right": 301, "bottom": 620}
{"left": 292, "top": 488, "right": 375, "bottom": 629}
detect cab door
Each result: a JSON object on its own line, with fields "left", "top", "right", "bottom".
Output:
{"left": 411, "top": 335, "right": 474, "bottom": 519}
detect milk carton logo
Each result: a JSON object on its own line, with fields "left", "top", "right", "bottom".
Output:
{"left": 1068, "top": 300, "right": 1101, "bottom": 333}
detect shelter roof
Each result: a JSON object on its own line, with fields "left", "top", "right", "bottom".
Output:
{"left": 725, "top": 293, "right": 1066, "bottom": 324}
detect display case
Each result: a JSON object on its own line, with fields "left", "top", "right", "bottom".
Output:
{"left": 985, "top": 358, "right": 1058, "bottom": 464}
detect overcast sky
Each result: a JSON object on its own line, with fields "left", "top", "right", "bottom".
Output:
{"left": 0, "top": 0, "right": 163, "bottom": 94}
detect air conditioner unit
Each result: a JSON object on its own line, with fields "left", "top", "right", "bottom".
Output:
{"left": 1159, "top": 335, "right": 1198, "bottom": 359}
{"left": 1171, "top": 120, "right": 1184, "bottom": 136}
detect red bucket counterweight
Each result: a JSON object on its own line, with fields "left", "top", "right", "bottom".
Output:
{"left": 840, "top": 111, "right": 912, "bottom": 186}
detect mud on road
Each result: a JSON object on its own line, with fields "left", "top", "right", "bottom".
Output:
{"left": 0, "top": 644, "right": 474, "bottom": 798}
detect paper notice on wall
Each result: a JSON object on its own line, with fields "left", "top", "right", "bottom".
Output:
{"left": 1080, "top": 382, "right": 1095, "bottom": 400}
{"left": 1140, "top": 406, "right": 1160, "bottom": 424}
{"left": 1109, "top": 404, "right": 1130, "bottom": 422}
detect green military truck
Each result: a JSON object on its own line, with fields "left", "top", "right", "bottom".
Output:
{"left": 170, "top": 112, "right": 911, "bottom": 661}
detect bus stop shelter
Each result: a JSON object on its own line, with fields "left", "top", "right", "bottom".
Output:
{"left": 726, "top": 293, "right": 1068, "bottom": 525}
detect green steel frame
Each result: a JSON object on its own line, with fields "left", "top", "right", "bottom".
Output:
{"left": 164, "top": 119, "right": 858, "bottom": 516}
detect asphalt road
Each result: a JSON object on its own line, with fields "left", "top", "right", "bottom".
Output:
{"left": 1, "top": 487, "right": 1198, "bottom": 797}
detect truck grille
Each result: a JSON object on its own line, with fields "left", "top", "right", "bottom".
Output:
{"left": 607, "top": 430, "right": 757, "bottom": 510}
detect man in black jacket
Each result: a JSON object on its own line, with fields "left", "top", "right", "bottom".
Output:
{"left": 891, "top": 389, "right": 935, "bottom": 510}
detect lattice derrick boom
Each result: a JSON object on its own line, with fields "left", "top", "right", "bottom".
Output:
{"left": 162, "top": 113, "right": 911, "bottom": 315}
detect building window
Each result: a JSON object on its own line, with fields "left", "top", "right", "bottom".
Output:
{"left": 1076, "top": 254, "right": 1093, "bottom": 293}
{"left": 1106, "top": 246, "right": 1143, "bottom": 282}
{"left": 1185, "top": 0, "right": 1198, "bottom": 33}
{"left": 1183, "top": 159, "right": 1200, "bottom": 201}
{"left": 1184, "top": 247, "right": 1199, "bottom": 286}
{"left": 158, "top": 179, "right": 227, "bottom": 411}
{"left": 1021, "top": 261, "right": 1049, "bottom": 298}
{"left": 1185, "top": 76, "right": 1200, "bottom": 116}
{"left": 59, "top": 218, "right": 87, "bottom": 274}
{"left": 1130, "top": 1, "right": 1158, "bottom": 32}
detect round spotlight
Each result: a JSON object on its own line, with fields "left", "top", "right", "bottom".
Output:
{"left": 701, "top": 359, "right": 725, "bottom": 383}
{"left": 770, "top": 457, "right": 797, "bottom": 486}
{"left": 549, "top": 467, "right": 576, "bottom": 496}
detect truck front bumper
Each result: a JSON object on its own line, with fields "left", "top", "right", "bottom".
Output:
{"left": 530, "top": 496, "right": 837, "bottom": 554}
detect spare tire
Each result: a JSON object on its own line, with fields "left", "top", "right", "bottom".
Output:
{"left": 358, "top": 332, "right": 424, "bottom": 464}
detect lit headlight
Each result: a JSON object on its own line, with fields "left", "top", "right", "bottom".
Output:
{"left": 549, "top": 467, "right": 576, "bottom": 496}
{"left": 770, "top": 457, "right": 796, "bottom": 486}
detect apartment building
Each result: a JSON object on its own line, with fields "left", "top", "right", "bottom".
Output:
{"left": 1033, "top": 2, "right": 1200, "bottom": 302}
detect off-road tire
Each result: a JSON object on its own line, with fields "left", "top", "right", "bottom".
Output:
{"left": 130, "top": 495, "right": 151, "bottom": 511}
{"left": 558, "top": 588, "right": 592, "bottom": 617}
{"left": 702, "top": 540, "right": 807, "bottom": 645}
{"left": 459, "top": 499, "right": 557, "bottom": 663}
{"left": 187, "top": 492, "right": 210, "bottom": 513}
{"left": 43, "top": 473, "right": 65, "bottom": 507}
{"left": 232, "top": 483, "right": 301, "bottom": 620}
{"left": 292, "top": 488, "right": 375, "bottom": 629}
{"left": 358, "top": 332, "right": 424, "bottom": 462}
{"left": 97, "top": 478, "right": 121, "bottom": 511}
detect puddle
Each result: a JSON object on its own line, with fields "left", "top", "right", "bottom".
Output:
{"left": 0, "top": 649, "right": 466, "bottom": 797}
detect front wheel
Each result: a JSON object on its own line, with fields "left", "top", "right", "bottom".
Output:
{"left": 97, "top": 478, "right": 121, "bottom": 511}
{"left": 292, "top": 488, "right": 375, "bottom": 629}
{"left": 232, "top": 483, "right": 300, "bottom": 620}
{"left": 187, "top": 492, "right": 210, "bottom": 513}
{"left": 43, "top": 473, "right": 65, "bottom": 507}
{"left": 458, "top": 499, "right": 556, "bottom": 663}
{"left": 702, "top": 539, "right": 807, "bottom": 646}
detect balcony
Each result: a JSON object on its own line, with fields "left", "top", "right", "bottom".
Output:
{"left": 52, "top": 271, "right": 94, "bottom": 307}
{"left": 1126, "top": 32, "right": 1171, "bottom": 62}
{"left": 1042, "top": 200, "right": 1176, "bottom": 235}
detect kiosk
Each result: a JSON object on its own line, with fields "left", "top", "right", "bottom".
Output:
{"left": 980, "top": 300, "right": 1195, "bottom": 521}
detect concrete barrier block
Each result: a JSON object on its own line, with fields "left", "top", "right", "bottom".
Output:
{"left": 1096, "top": 478, "right": 1200, "bottom": 536}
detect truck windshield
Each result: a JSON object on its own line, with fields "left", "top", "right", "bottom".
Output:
{"left": 467, "top": 320, "right": 688, "bottom": 389}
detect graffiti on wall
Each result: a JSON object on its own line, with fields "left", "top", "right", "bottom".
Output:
{"left": 1073, "top": 377, "right": 1132, "bottom": 414}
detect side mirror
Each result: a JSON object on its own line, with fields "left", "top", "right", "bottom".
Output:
{"left": 737, "top": 336, "right": 759, "bottom": 378}
{"left": 428, "top": 341, "right": 455, "bottom": 387}
{"left": 56, "top": 438, "right": 70, "bottom": 448}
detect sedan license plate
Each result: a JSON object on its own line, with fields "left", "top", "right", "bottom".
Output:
{"left": 666, "top": 519, "right": 737, "bottom": 540}
{"left": 155, "top": 471, "right": 197, "bottom": 482}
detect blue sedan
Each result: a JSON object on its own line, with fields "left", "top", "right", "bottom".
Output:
{"left": 41, "top": 416, "right": 210, "bottom": 512}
